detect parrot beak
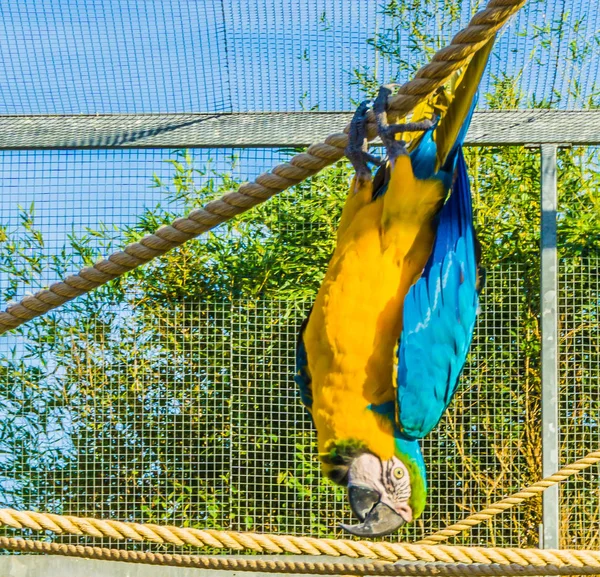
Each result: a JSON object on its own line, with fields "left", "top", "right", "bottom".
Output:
{"left": 346, "top": 485, "right": 380, "bottom": 521}
{"left": 341, "top": 485, "right": 406, "bottom": 537}
{"left": 340, "top": 501, "right": 405, "bottom": 537}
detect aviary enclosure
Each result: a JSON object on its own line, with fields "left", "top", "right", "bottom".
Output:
{"left": 0, "top": 0, "right": 599, "bottom": 563}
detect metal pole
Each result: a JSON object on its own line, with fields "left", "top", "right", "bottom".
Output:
{"left": 540, "top": 144, "right": 559, "bottom": 549}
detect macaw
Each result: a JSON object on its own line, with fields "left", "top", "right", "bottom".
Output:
{"left": 294, "top": 40, "right": 493, "bottom": 537}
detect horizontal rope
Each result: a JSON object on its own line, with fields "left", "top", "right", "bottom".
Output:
{"left": 0, "top": 451, "right": 600, "bottom": 562}
{"left": 418, "top": 449, "right": 600, "bottom": 544}
{"left": 0, "top": 0, "right": 527, "bottom": 335}
{"left": 5, "top": 537, "right": 600, "bottom": 576}
{"left": 0, "top": 448, "right": 598, "bottom": 562}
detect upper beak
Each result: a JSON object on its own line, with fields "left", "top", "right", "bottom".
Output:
{"left": 341, "top": 486, "right": 406, "bottom": 537}
{"left": 346, "top": 485, "right": 380, "bottom": 521}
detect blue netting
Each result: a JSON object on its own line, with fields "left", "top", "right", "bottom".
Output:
{"left": 0, "top": 0, "right": 597, "bottom": 114}
{"left": 0, "top": 0, "right": 232, "bottom": 113}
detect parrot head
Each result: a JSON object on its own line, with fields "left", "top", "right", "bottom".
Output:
{"left": 322, "top": 436, "right": 427, "bottom": 537}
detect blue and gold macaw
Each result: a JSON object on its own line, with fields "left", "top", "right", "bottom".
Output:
{"left": 294, "top": 40, "right": 493, "bottom": 536}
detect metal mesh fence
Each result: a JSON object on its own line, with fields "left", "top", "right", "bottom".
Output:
{"left": 0, "top": 142, "right": 598, "bottom": 551}
{"left": 0, "top": 1, "right": 233, "bottom": 114}
{"left": 0, "top": 268, "right": 530, "bottom": 549}
{"left": 0, "top": 148, "right": 290, "bottom": 301}
{"left": 0, "top": 0, "right": 599, "bottom": 558}
{"left": 559, "top": 257, "right": 600, "bottom": 549}
{"left": 0, "top": 0, "right": 599, "bottom": 114}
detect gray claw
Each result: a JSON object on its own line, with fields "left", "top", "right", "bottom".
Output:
{"left": 346, "top": 101, "right": 381, "bottom": 180}
{"left": 374, "top": 85, "right": 434, "bottom": 162}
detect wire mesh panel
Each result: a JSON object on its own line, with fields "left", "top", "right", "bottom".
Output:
{"left": 0, "top": 0, "right": 599, "bottom": 553}
{"left": 0, "top": 148, "right": 291, "bottom": 302}
{"left": 228, "top": 301, "right": 332, "bottom": 535}
{"left": 421, "top": 265, "right": 532, "bottom": 546}
{"left": 559, "top": 258, "right": 600, "bottom": 549}
{"left": 556, "top": 145, "right": 600, "bottom": 547}
{"left": 1, "top": 135, "right": 599, "bottom": 553}
{"left": 0, "top": 1, "right": 599, "bottom": 114}
{"left": 0, "top": 268, "right": 530, "bottom": 548}
{"left": 0, "top": 302, "right": 235, "bottom": 546}
{"left": 0, "top": 1, "right": 233, "bottom": 114}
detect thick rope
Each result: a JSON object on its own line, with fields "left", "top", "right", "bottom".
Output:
{"left": 5, "top": 537, "right": 600, "bottom": 576}
{"left": 0, "top": 448, "right": 598, "bottom": 562}
{"left": 418, "top": 450, "right": 600, "bottom": 545}
{"left": 0, "top": 0, "right": 527, "bottom": 335}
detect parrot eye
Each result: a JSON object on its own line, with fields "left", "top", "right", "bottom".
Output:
{"left": 392, "top": 467, "right": 404, "bottom": 480}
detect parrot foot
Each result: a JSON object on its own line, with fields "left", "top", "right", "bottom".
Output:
{"left": 374, "top": 85, "right": 434, "bottom": 162}
{"left": 345, "top": 100, "right": 381, "bottom": 185}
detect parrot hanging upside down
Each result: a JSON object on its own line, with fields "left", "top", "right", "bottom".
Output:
{"left": 294, "top": 41, "right": 493, "bottom": 537}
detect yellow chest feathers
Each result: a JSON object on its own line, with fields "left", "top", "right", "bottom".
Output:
{"left": 304, "top": 170, "right": 444, "bottom": 460}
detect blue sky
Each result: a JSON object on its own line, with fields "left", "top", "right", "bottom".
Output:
{"left": 0, "top": 0, "right": 598, "bottom": 297}
{"left": 0, "top": 0, "right": 597, "bottom": 514}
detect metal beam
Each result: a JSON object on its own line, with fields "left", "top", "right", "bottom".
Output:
{"left": 0, "top": 110, "right": 597, "bottom": 149}
{"left": 540, "top": 144, "right": 560, "bottom": 549}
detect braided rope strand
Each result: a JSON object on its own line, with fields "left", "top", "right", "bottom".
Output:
{"left": 5, "top": 537, "right": 600, "bottom": 575}
{"left": 0, "top": 447, "right": 598, "bottom": 561}
{"left": 418, "top": 450, "right": 600, "bottom": 545}
{"left": 0, "top": 0, "right": 527, "bottom": 335}
{"left": 0, "top": 446, "right": 599, "bottom": 570}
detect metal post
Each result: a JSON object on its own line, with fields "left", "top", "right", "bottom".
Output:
{"left": 540, "top": 144, "right": 559, "bottom": 549}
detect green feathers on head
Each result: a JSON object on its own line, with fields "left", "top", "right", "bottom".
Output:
{"left": 320, "top": 437, "right": 428, "bottom": 519}
{"left": 394, "top": 435, "right": 428, "bottom": 519}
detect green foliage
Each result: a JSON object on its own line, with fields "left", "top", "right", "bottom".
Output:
{"left": 0, "top": 1, "right": 599, "bottom": 549}
{"left": 1, "top": 138, "right": 598, "bottom": 544}
{"left": 351, "top": 0, "right": 469, "bottom": 97}
{"left": 122, "top": 151, "right": 350, "bottom": 302}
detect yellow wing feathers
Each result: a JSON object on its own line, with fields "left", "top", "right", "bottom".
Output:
{"left": 384, "top": 36, "right": 494, "bottom": 172}
{"left": 434, "top": 37, "right": 495, "bottom": 170}
{"left": 382, "top": 156, "right": 445, "bottom": 247}
{"left": 335, "top": 176, "right": 376, "bottom": 242}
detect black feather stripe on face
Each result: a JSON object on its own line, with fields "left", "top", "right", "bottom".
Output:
{"left": 383, "top": 459, "right": 411, "bottom": 501}
{"left": 320, "top": 440, "right": 370, "bottom": 486}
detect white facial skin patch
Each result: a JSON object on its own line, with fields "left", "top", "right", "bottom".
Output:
{"left": 348, "top": 453, "right": 413, "bottom": 522}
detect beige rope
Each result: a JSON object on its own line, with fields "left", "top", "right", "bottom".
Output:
{"left": 0, "top": 447, "right": 598, "bottom": 571}
{"left": 0, "top": 0, "right": 527, "bottom": 335}
{"left": 5, "top": 536, "right": 600, "bottom": 575}
{"left": 418, "top": 450, "right": 600, "bottom": 545}
{"left": 0, "top": 448, "right": 598, "bottom": 561}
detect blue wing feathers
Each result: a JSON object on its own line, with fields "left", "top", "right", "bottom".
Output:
{"left": 295, "top": 314, "right": 314, "bottom": 414}
{"left": 411, "top": 130, "right": 438, "bottom": 181}
{"left": 427, "top": 263, "right": 442, "bottom": 313}
{"left": 396, "top": 150, "right": 479, "bottom": 439}
{"left": 297, "top": 96, "right": 481, "bottom": 438}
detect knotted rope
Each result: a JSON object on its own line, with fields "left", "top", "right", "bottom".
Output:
{"left": 0, "top": 0, "right": 527, "bottom": 335}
